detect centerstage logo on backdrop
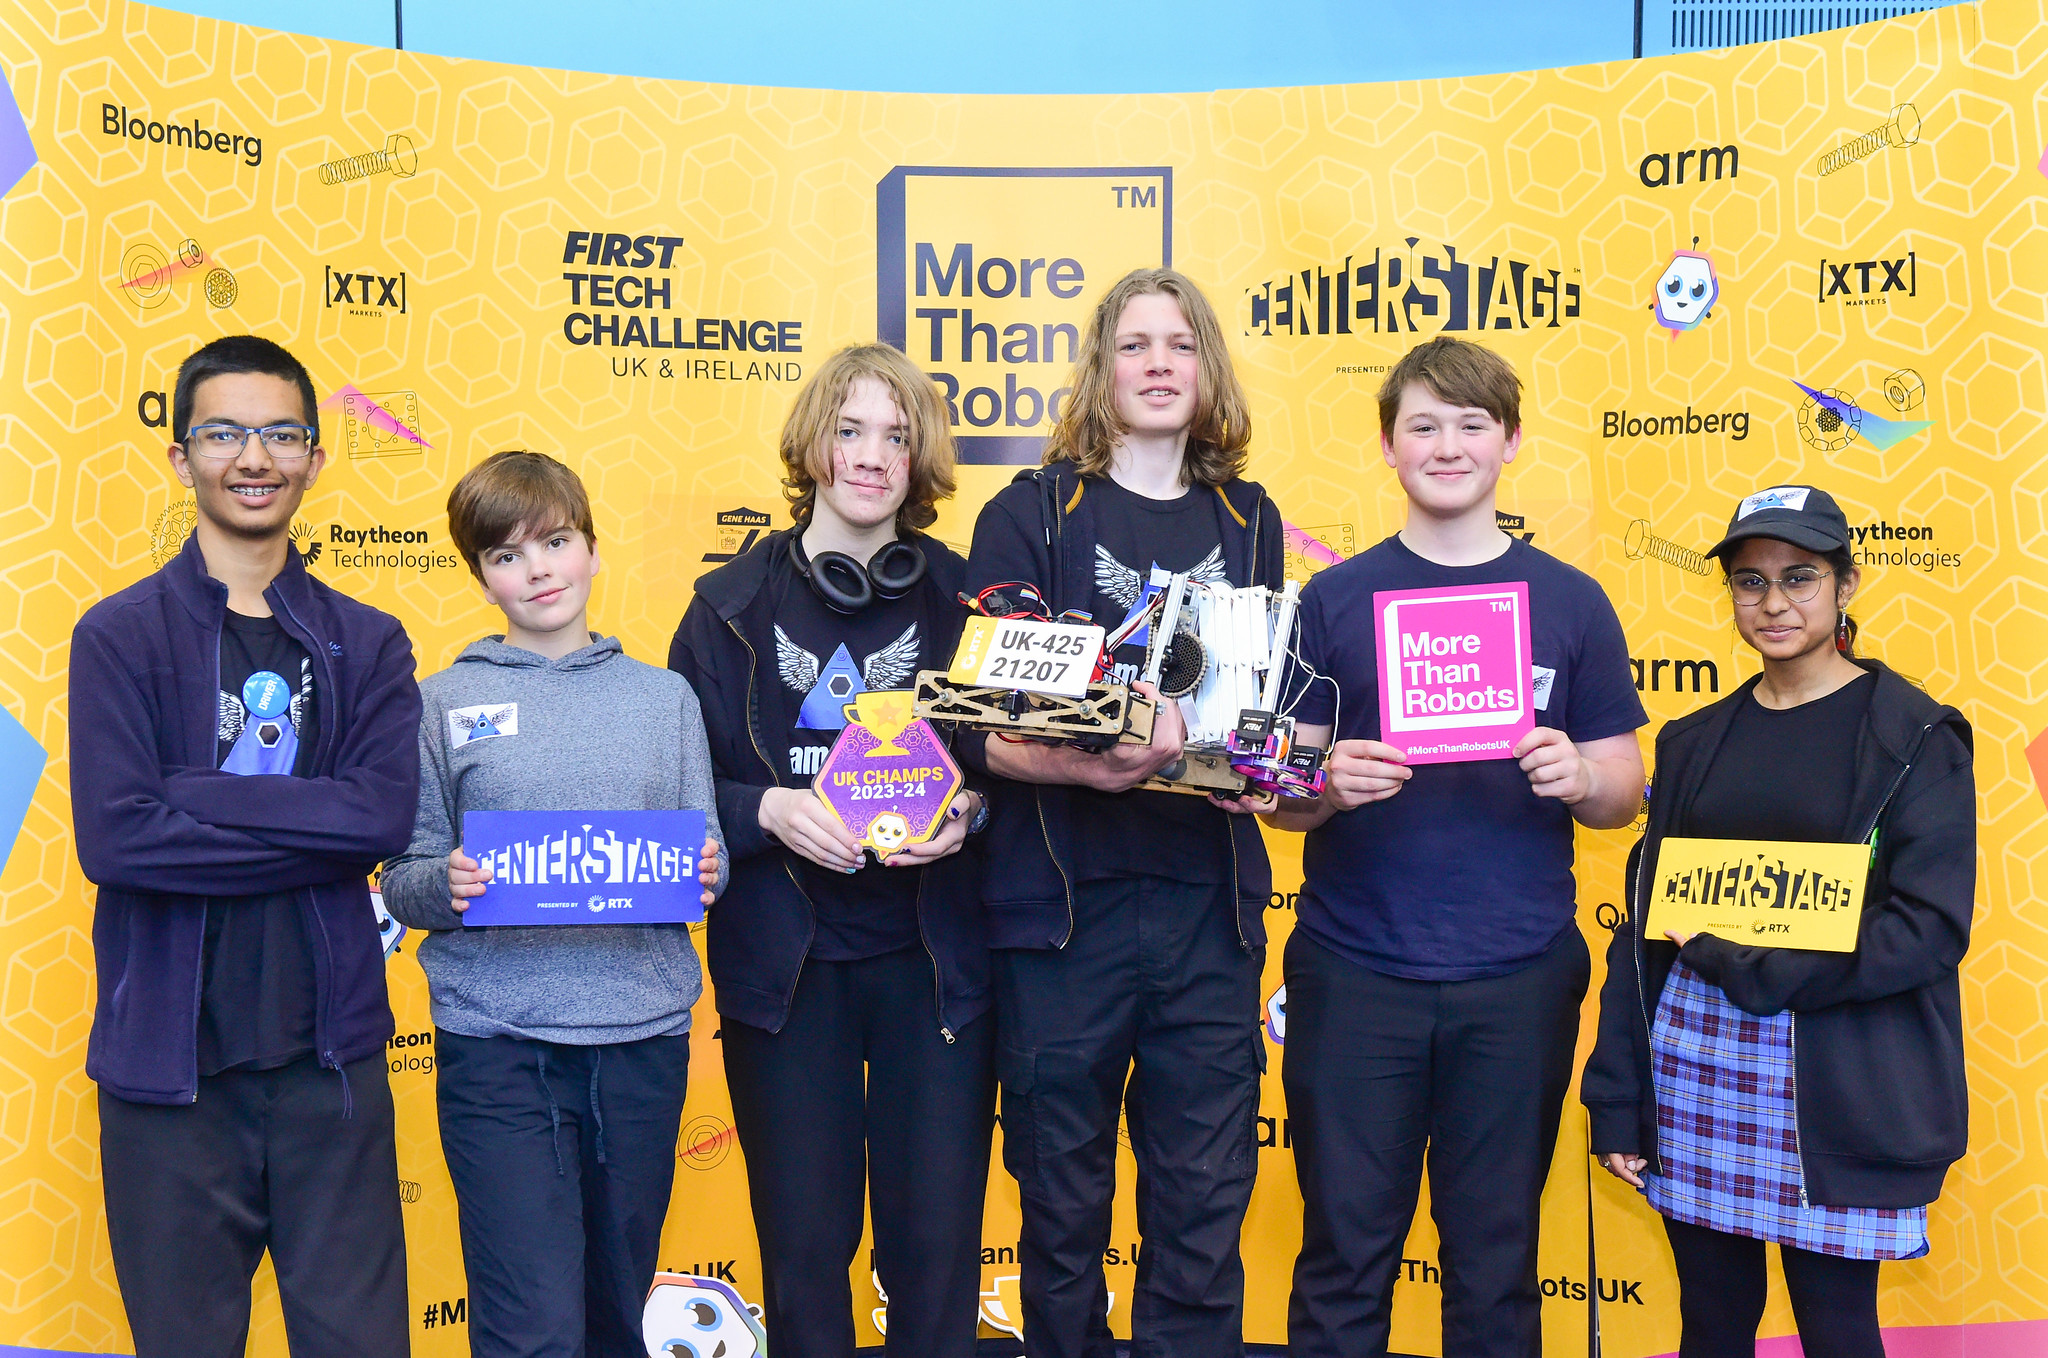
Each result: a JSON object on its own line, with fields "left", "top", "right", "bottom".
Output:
{"left": 555, "top": 229, "right": 804, "bottom": 384}
{"left": 878, "top": 166, "right": 1172, "bottom": 464}
{"left": 703, "top": 506, "right": 772, "bottom": 563}
{"left": 101, "top": 103, "right": 263, "bottom": 167}
{"left": 1816, "top": 251, "right": 1917, "bottom": 305}
{"left": 1242, "top": 237, "right": 1580, "bottom": 341}
{"left": 1636, "top": 142, "right": 1741, "bottom": 187}
{"left": 324, "top": 265, "right": 408, "bottom": 317}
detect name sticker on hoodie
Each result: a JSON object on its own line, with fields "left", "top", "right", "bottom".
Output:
{"left": 449, "top": 702, "right": 518, "bottom": 746}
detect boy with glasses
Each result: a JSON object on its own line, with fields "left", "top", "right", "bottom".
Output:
{"left": 70, "top": 335, "right": 422, "bottom": 1357}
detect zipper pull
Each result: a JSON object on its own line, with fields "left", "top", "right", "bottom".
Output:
{"left": 940, "top": 1027, "right": 955, "bottom": 1044}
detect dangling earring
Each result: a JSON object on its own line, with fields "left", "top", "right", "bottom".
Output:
{"left": 1835, "top": 612, "right": 1852, "bottom": 654}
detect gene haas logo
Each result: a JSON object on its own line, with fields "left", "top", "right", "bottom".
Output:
{"left": 1817, "top": 251, "right": 1916, "bottom": 305}
{"left": 101, "top": 103, "right": 262, "bottom": 167}
{"left": 1664, "top": 852, "right": 1860, "bottom": 917}
{"left": 478, "top": 821, "right": 694, "bottom": 897}
{"left": 1245, "top": 239, "right": 1580, "bottom": 338}
{"left": 558, "top": 229, "right": 803, "bottom": 382}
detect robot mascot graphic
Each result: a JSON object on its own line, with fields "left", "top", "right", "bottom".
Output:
{"left": 643, "top": 1274, "right": 767, "bottom": 1358}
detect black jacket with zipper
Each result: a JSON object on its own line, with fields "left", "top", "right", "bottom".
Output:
{"left": 957, "top": 460, "right": 1285, "bottom": 952}
{"left": 667, "top": 528, "right": 989, "bottom": 1037}
{"left": 1582, "top": 659, "right": 1975, "bottom": 1208}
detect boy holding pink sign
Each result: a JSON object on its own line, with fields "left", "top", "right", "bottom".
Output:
{"left": 1265, "top": 337, "right": 1647, "bottom": 1357}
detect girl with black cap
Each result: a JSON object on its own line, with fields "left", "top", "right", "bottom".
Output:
{"left": 1582, "top": 484, "right": 1976, "bottom": 1358}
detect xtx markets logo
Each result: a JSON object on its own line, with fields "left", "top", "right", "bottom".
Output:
{"left": 1243, "top": 238, "right": 1579, "bottom": 341}
{"left": 1816, "top": 251, "right": 1916, "bottom": 306}
{"left": 325, "top": 265, "right": 407, "bottom": 317}
{"left": 879, "top": 166, "right": 1172, "bottom": 464}
{"left": 556, "top": 229, "right": 804, "bottom": 385}
{"left": 101, "top": 103, "right": 262, "bottom": 167}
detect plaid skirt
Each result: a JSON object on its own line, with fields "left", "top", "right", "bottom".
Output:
{"left": 1641, "top": 961, "right": 1928, "bottom": 1260}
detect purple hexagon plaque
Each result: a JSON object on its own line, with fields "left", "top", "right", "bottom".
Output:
{"left": 814, "top": 692, "right": 963, "bottom": 859}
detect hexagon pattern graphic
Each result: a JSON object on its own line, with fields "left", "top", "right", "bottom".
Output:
{"left": 0, "top": 2, "right": 2043, "bottom": 1357}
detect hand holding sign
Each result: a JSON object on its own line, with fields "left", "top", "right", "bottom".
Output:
{"left": 1514, "top": 727, "right": 1595, "bottom": 804}
{"left": 1375, "top": 583, "right": 1534, "bottom": 764}
{"left": 1322, "top": 739, "right": 1412, "bottom": 809}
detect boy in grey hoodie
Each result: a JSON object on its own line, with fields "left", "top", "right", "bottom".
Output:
{"left": 381, "top": 451, "right": 725, "bottom": 1358}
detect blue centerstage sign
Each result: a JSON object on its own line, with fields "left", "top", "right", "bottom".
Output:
{"left": 459, "top": 808, "right": 706, "bottom": 926}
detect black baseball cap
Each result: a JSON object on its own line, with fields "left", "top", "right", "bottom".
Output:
{"left": 1705, "top": 484, "right": 1851, "bottom": 560}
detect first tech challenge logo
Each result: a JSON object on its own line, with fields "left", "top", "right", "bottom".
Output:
{"left": 554, "top": 230, "right": 805, "bottom": 384}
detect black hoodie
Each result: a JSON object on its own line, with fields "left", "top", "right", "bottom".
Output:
{"left": 1582, "top": 659, "right": 1975, "bottom": 1208}
{"left": 958, "top": 460, "right": 1285, "bottom": 952}
{"left": 668, "top": 529, "right": 988, "bottom": 1038}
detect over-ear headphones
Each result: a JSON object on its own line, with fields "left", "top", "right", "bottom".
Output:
{"left": 789, "top": 532, "right": 927, "bottom": 614}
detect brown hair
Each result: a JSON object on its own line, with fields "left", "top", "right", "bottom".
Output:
{"left": 446, "top": 450, "right": 597, "bottom": 581}
{"left": 1041, "top": 268, "right": 1251, "bottom": 487}
{"left": 1376, "top": 336, "right": 1523, "bottom": 439}
{"left": 779, "top": 343, "right": 957, "bottom": 533}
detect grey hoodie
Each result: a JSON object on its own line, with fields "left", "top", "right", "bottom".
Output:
{"left": 381, "top": 635, "right": 726, "bottom": 1044}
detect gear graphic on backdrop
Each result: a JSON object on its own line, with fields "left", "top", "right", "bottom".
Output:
{"left": 149, "top": 497, "right": 197, "bottom": 566}
{"left": 203, "top": 266, "right": 237, "bottom": 307}
{"left": 1792, "top": 379, "right": 1933, "bottom": 452}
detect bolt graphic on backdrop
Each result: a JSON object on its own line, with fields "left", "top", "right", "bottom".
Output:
{"left": 203, "top": 266, "right": 237, "bottom": 307}
{"left": 320, "top": 133, "right": 419, "bottom": 186}
{"left": 321, "top": 383, "right": 431, "bottom": 453}
{"left": 1792, "top": 379, "right": 1932, "bottom": 452}
{"left": 1884, "top": 368, "right": 1926, "bottom": 411}
{"left": 1650, "top": 240, "right": 1719, "bottom": 339}
{"left": 1816, "top": 103, "right": 1921, "bottom": 176}
{"left": 1623, "top": 519, "right": 1710, "bottom": 576}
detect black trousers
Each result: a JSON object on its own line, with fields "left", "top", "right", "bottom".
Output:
{"left": 1283, "top": 925, "right": 1590, "bottom": 1358}
{"left": 1663, "top": 1217, "right": 1884, "bottom": 1358}
{"left": 993, "top": 876, "right": 1264, "bottom": 1358}
{"left": 436, "top": 1030, "right": 691, "bottom": 1358}
{"left": 722, "top": 947, "right": 996, "bottom": 1358}
{"left": 98, "top": 1053, "right": 409, "bottom": 1358}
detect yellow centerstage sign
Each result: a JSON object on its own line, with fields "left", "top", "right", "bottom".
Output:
{"left": 1650, "top": 837, "right": 1871, "bottom": 951}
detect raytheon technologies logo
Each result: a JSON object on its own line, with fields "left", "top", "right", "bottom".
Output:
{"left": 879, "top": 166, "right": 1172, "bottom": 464}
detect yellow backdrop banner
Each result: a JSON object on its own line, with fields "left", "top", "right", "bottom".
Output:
{"left": 0, "top": 0, "right": 2043, "bottom": 1353}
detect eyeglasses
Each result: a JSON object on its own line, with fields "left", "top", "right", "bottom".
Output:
{"left": 1729, "top": 567, "right": 1832, "bottom": 606}
{"left": 181, "top": 422, "right": 317, "bottom": 461}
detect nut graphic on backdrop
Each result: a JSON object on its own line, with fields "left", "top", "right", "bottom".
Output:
{"left": 150, "top": 497, "right": 197, "bottom": 566}
{"left": 319, "top": 134, "right": 419, "bottom": 186}
{"left": 1884, "top": 368, "right": 1926, "bottom": 411}
{"left": 343, "top": 389, "right": 426, "bottom": 458}
{"left": 1816, "top": 103, "right": 1921, "bottom": 176}
{"left": 677, "top": 1115, "right": 734, "bottom": 1171}
{"left": 1622, "top": 519, "right": 1710, "bottom": 576}
{"left": 119, "top": 243, "right": 172, "bottom": 307}
{"left": 203, "top": 267, "right": 236, "bottom": 307}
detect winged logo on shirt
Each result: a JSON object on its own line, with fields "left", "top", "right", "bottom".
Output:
{"left": 776, "top": 623, "right": 920, "bottom": 731}
{"left": 448, "top": 703, "right": 519, "bottom": 746}
{"left": 1095, "top": 544, "right": 1227, "bottom": 645}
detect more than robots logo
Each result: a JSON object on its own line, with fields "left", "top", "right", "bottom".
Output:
{"left": 879, "top": 166, "right": 1171, "bottom": 464}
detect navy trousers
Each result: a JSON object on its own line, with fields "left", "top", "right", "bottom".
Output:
{"left": 992, "top": 876, "right": 1265, "bottom": 1358}
{"left": 436, "top": 1030, "right": 691, "bottom": 1358}
{"left": 98, "top": 1053, "right": 409, "bottom": 1358}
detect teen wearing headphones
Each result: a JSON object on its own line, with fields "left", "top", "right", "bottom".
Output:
{"left": 668, "top": 344, "right": 992, "bottom": 1358}
{"left": 1584, "top": 486, "right": 1975, "bottom": 1358}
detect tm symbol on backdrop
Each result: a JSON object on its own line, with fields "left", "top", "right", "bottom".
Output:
{"left": 320, "top": 133, "right": 419, "bottom": 186}
{"left": 1649, "top": 238, "right": 1719, "bottom": 339}
{"left": 1791, "top": 375, "right": 1932, "bottom": 452}
{"left": 1622, "top": 519, "right": 1710, "bottom": 576}
{"left": 1816, "top": 104, "right": 1921, "bottom": 176}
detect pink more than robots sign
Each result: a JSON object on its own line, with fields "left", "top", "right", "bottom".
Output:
{"left": 1374, "top": 582, "right": 1535, "bottom": 766}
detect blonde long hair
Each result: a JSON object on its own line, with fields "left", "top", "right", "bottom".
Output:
{"left": 779, "top": 343, "right": 958, "bottom": 533}
{"left": 1041, "top": 268, "right": 1251, "bottom": 487}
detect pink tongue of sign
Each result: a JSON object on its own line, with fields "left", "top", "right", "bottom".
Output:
{"left": 320, "top": 383, "right": 432, "bottom": 448}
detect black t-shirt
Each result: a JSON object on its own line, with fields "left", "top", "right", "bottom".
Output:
{"left": 200, "top": 610, "right": 321, "bottom": 1075}
{"left": 1292, "top": 535, "right": 1648, "bottom": 980}
{"left": 1681, "top": 672, "right": 1873, "bottom": 843}
{"left": 766, "top": 562, "right": 929, "bottom": 961}
{"left": 1071, "top": 478, "right": 1233, "bottom": 884}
